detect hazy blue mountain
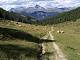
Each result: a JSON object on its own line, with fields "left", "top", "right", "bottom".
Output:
{"left": 9, "top": 5, "right": 72, "bottom": 20}
{"left": 10, "top": 5, "right": 46, "bottom": 13}
{"left": 26, "top": 11, "right": 58, "bottom": 20}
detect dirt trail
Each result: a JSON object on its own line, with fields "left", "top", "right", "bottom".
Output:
{"left": 49, "top": 31, "right": 67, "bottom": 60}
{"left": 38, "top": 30, "right": 67, "bottom": 60}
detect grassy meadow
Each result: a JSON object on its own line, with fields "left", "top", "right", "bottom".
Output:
{"left": 0, "top": 20, "right": 80, "bottom": 60}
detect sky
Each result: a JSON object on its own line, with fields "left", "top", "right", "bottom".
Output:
{"left": 0, "top": 0, "right": 80, "bottom": 10}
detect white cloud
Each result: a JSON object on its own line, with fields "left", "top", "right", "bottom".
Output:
{"left": 0, "top": 0, "right": 80, "bottom": 10}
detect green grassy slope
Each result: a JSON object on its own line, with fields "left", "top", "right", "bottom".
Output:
{"left": 39, "top": 7, "right": 80, "bottom": 25}
{"left": 52, "top": 20, "right": 80, "bottom": 60}
{"left": 0, "top": 20, "right": 39, "bottom": 60}
{"left": 0, "top": 19, "right": 80, "bottom": 60}
{"left": 0, "top": 20, "right": 54, "bottom": 60}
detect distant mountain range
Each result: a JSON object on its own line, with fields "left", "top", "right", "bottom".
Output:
{"left": 28, "top": 11, "right": 59, "bottom": 20}
{"left": 1, "top": 6, "right": 80, "bottom": 25}
{"left": 9, "top": 5, "right": 72, "bottom": 20}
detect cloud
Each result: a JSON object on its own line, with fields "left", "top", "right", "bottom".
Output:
{"left": 0, "top": 0, "right": 80, "bottom": 10}
{"left": 0, "top": 0, "right": 80, "bottom": 5}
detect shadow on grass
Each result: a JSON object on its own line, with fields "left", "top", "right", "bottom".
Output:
{"left": 0, "top": 27, "right": 55, "bottom": 59}
{"left": 40, "top": 39, "right": 56, "bottom": 43}
{"left": 0, "top": 44, "right": 38, "bottom": 59}
{"left": 0, "top": 27, "right": 40, "bottom": 43}
{"left": 0, "top": 27, "right": 54, "bottom": 43}
{"left": 0, "top": 45, "right": 54, "bottom": 60}
{"left": 37, "top": 52, "right": 54, "bottom": 60}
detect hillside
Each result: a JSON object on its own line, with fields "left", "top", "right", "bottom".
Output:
{"left": 38, "top": 7, "right": 80, "bottom": 25}
{"left": 0, "top": 20, "right": 51, "bottom": 60}
{"left": 0, "top": 8, "right": 35, "bottom": 23}
{"left": 0, "top": 19, "right": 80, "bottom": 60}
{"left": 1, "top": 7, "right": 80, "bottom": 25}
{"left": 0, "top": 0, "right": 80, "bottom": 60}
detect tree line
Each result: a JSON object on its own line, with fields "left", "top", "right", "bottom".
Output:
{"left": 0, "top": 7, "right": 80, "bottom": 25}
{"left": 0, "top": 8, "right": 35, "bottom": 24}
{"left": 37, "top": 7, "right": 80, "bottom": 25}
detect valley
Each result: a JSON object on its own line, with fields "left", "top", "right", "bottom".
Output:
{"left": 0, "top": 2, "right": 80, "bottom": 60}
{"left": 0, "top": 20, "right": 80, "bottom": 60}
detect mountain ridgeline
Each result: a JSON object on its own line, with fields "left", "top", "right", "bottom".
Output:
{"left": 0, "top": 7, "right": 80, "bottom": 25}
{"left": 0, "top": 8, "right": 35, "bottom": 23}
{"left": 38, "top": 7, "right": 80, "bottom": 25}
{"left": 9, "top": 5, "right": 58, "bottom": 20}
